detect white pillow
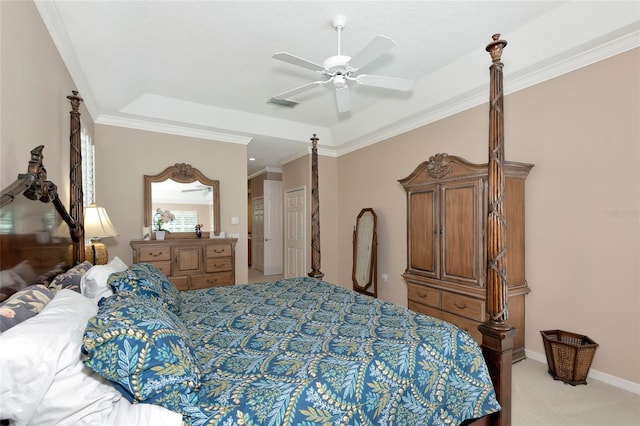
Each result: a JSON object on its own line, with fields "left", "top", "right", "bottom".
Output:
{"left": 0, "top": 289, "right": 182, "bottom": 426}
{"left": 80, "top": 256, "right": 128, "bottom": 300}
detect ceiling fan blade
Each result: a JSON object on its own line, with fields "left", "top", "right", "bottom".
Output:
{"left": 273, "top": 52, "right": 326, "bottom": 73}
{"left": 271, "top": 80, "right": 326, "bottom": 100}
{"left": 335, "top": 85, "right": 351, "bottom": 113}
{"left": 347, "top": 35, "right": 396, "bottom": 71}
{"left": 356, "top": 74, "right": 413, "bottom": 91}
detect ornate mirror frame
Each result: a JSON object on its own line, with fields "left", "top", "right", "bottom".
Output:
{"left": 352, "top": 208, "right": 377, "bottom": 297}
{"left": 144, "top": 163, "right": 220, "bottom": 237}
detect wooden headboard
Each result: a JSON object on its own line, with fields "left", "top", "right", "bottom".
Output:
{"left": 0, "top": 92, "right": 86, "bottom": 269}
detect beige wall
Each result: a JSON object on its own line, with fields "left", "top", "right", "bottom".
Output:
{"left": 0, "top": 0, "right": 91, "bottom": 199}
{"left": 94, "top": 125, "right": 248, "bottom": 284}
{"left": 334, "top": 48, "right": 639, "bottom": 384}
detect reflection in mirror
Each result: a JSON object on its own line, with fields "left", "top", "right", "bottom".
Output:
{"left": 151, "top": 180, "right": 214, "bottom": 232}
{"left": 0, "top": 193, "right": 71, "bottom": 302}
{"left": 144, "top": 164, "right": 220, "bottom": 238}
{"left": 352, "top": 208, "right": 377, "bottom": 298}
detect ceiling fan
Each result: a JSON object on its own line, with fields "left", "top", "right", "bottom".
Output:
{"left": 182, "top": 185, "right": 212, "bottom": 194}
{"left": 270, "top": 15, "right": 413, "bottom": 113}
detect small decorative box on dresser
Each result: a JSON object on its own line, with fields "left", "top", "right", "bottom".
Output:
{"left": 130, "top": 238, "right": 237, "bottom": 291}
{"left": 399, "top": 153, "right": 533, "bottom": 362}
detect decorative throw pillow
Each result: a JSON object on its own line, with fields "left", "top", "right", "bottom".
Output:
{"left": 48, "top": 261, "right": 92, "bottom": 293}
{"left": 108, "top": 263, "right": 180, "bottom": 313}
{"left": 80, "top": 256, "right": 128, "bottom": 300}
{"left": 0, "top": 284, "right": 55, "bottom": 332}
{"left": 0, "top": 270, "right": 25, "bottom": 293}
{"left": 11, "top": 260, "right": 39, "bottom": 285}
{"left": 82, "top": 293, "right": 200, "bottom": 413}
{"left": 34, "top": 262, "right": 70, "bottom": 288}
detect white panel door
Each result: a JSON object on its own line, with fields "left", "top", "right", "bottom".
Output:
{"left": 263, "top": 180, "right": 283, "bottom": 276}
{"left": 285, "top": 187, "right": 306, "bottom": 278}
{"left": 252, "top": 197, "right": 264, "bottom": 272}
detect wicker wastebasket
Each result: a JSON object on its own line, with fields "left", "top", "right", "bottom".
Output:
{"left": 541, "top": 330, "right": 598, "bottom": 385}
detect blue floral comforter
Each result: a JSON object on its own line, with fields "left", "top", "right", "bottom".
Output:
{"left": 177, "top": 277, "right": 499, "bottom": 425}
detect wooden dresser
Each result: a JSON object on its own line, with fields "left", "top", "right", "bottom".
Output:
{"left": 130, "top": 238, "right": 237, "bottom": 291}
{"left": 0, "top": 234, "right": 71, "bottom": 275}
{"left": 399, "top": 154, "right": 533, "bottom": 362}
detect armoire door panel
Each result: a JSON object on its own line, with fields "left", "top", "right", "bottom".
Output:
{"left": 441, "top": 180, "right": 483, "bottom": 286}
{"left": 409, "top": 190, "right": 438, "bottom": 277}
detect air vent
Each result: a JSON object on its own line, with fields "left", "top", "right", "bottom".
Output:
{"left": 268, "top": 97, "right": 298, "bottom": 108}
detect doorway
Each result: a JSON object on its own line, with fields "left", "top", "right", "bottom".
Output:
{"left": 251, "top": 180, "right": 283, "bottom": 276}
{"left": 284, "top": 187, "right": 306, "bottom": 278}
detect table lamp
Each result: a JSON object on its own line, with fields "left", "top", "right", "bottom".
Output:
{"left": 84, "top": 203, "right": 118, "bottom": 265}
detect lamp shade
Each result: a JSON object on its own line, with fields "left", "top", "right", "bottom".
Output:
{"left": 84, "top": 204, "right": 118, "bottom": 265}
{"left": 84, "top": 204, "right": 118, "bottom": 239}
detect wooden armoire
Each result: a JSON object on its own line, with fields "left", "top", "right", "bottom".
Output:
{"left": 399, "top": 153, "right": 533, "bottom": 362}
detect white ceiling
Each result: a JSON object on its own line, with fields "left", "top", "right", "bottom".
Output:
{"left": 36, "top": 1, "right": 639, "bottom": 176}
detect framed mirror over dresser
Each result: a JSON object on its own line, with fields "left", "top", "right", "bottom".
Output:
{"left": 131, "top": 163, "right": 237, "bottom": 290}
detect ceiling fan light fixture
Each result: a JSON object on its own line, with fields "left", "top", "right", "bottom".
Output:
{"left": 270, "top": 14, "right": 413, "bottom": 113}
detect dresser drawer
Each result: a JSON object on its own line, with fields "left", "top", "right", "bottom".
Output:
{"left": 206, "top": 244, "right": 232, "bottom": 258}
{"left": 439, "top": 310, "right": 482, "bottom": 343}
{"left": 171, "top": 276, "right": 189, "bottom": 291}
{"left": 150, "top": 261, "right": 172, "bottom": 277}
{"left": 407, "top": 283, "right": 441, "bottom": 308}
{"left": 204, "top": 257, "right": 232, "bottom": 273}
{"left": 138, "top": 246, "right": 172, "bottom": 262}
{"left": 191, "top": 273, "right": 233, "bottom": 289}
{"left": 441, "top": 292, "right": 485, "bottom": 321}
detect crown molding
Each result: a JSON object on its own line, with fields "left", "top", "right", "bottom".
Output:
{"left": 335, "top": 25, "right": 640, "bottom": 157}
{"left": 96, "top": 115, "right": 252, "bottom": 145}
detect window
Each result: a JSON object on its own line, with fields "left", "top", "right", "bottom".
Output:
{"left": 165, "top": 211, "right": 198, "bottom": 233}
{"left": 81, "top": 126, "right": 95, "bottom": 206}
{"left": 0, "top": 210, "right": 13, "bottom": 234}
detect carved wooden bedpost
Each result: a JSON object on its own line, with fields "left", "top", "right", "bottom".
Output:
{"left": 486, "top": 34, "right": 509, "bottom": 326}
{"left": 67, "top": 91, "right": 85, "bottom": 264}
{"left": 308, "top": 134, "right": 324, "bottom": 279}
{"left": 478, "top": 34, "right": 515, "bottom": 426}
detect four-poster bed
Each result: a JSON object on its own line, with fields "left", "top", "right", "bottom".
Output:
{"left": 1, "top": 35, "right": 519, "bottom": 426}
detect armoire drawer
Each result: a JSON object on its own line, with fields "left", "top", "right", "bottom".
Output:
{"left": 407, "top": 283, "right": 441, "bottom": 308}
{"left": 438, "top": 310, "right": 482, "bottom": 343}
{"left": 441, "top": 292, "right": 485, "bottom": 322}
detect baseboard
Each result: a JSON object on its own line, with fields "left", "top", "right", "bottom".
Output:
{"left": 526, "top": 349, "right": 640, "bottom": 395}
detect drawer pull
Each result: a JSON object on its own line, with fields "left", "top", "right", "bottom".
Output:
{"left": 417, "top": 291, "right": 429, "bottom": 299}
{"left": 454, "top": 301, "right": 468, "bottom": 310}
{"left": 213, "top": 249, "right": 225, "bottom": 253}
{"left": 149, "top": 251, "right": 164, "bottom": 257}
{"left": 207, "top": 278, "right": 218, "bottom": 284}
{"left": 214, "top": 264, "right": 225, "bottom": 268}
